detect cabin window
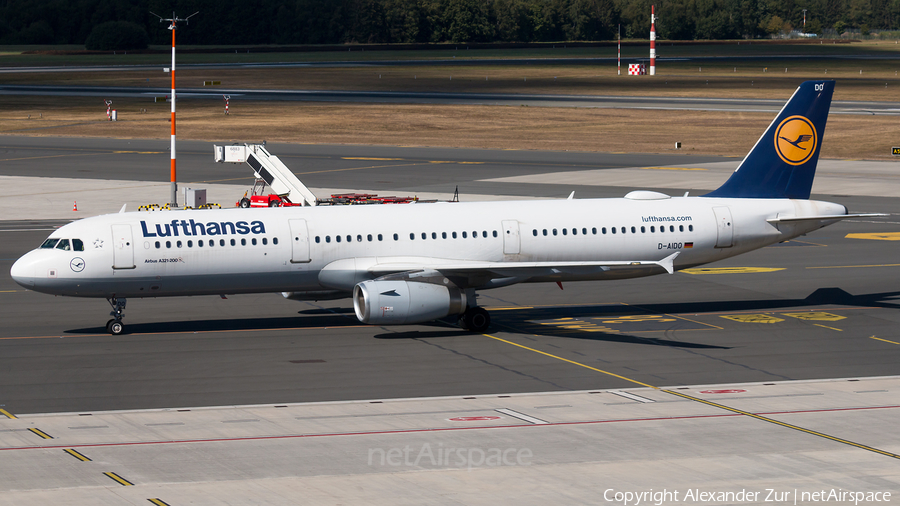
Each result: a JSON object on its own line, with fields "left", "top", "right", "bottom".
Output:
{"left": 611, "top": 228, "right": 616, "bottom": 234}
{"left": 393, "top": 233, "right": 399, "bottom": 241}
{"left": 689, "top": 225, "right": 693, "bottom": 232}
{"left": 482, "top": 231, "right": 487, "bottom": 238}
{"left": 209, "top": 240, "right": 214, "bottom": 247}
{"left": 472, "top": 231, "right": 477, "bottom": 238}
{"left": 651, "top": 226, "right": 655, "bottom": 232}
{"left": 315, "top": 236, "right": 320, "bottom": 243}
{"left": 410, "top": 233, "right": 415, "bottom": 240}
{"left": 670, "top": 226, "right": 675, "bottom": 232}
{"left": 230, "top": 239, "right": 236, "bottom": 246}
{"left": 533, "top": 229, "right": 538, "bottom": 236}
{"left": 582, "top": 228, "right": 587, "bottom": 235}
{"left": 55, "top": 239, "right": 71, "bottom": 251}
{"left": 592, "top": 227, "right": 597, "bottom": 235}
{"left": 562, "top": 228, "right": 568, "bottom": 236}
{"left": 220, "top": 239, "right": 225, "bottom": 246}
{"left": 187, "top": 240, "right": 193, "bottom": 248}
{"left": 166, "top": 241, "right": 172, "bottom": 248}
{"left": 452, "top": 232, "right": 458, "bottom": 239}
{"left": 155, "top": 241, "right": 160, "bottom": 249}
{"left": 422, "top": 233, "right": 427, "bottom": 240}
{"left": 602, "top": 227, "right": 607, "bottom": 234}
{"left": 621, "top": 227, "right": 626, "bottom": 234}
{"left": 543, "top": 229, "right": 548, "bottom": 236}
{"left": 659, "top": 227, "right": 664, "bottom": 233}
{"left": 357, "top": 235, "right": 362, "bottom": 242}
{"left": 241, "top": 238, "right": 247, "bottom": 246}
{"left": 493, "top": 230, "right": 498, "bottom": 237}
{"left": 367, "top": 234, "right": 373, "bottom": 242}
{"left": 462, "top": 232, "right": 467, "bottom": 238}
{"left": 552, "top": 229, "right": 558, "bottom": 236}
{"left": 252, "top": 238, "right": 257, "bottom": 246}
{"left": 336, "top": 235, "right": 342, "bottom": 243}
{"left": 262, "top": 238, "right": 267, "bottom": 245}
{"left": 572, "top": 228, "right": 577, "bottom": 235}
{"left": 378, "top": 234, "right": 383, "bottom": 241}
{"left": 679, "top": 225, "right": 684, "bottom": 232}
{"left": 442, "top": 232, "right": 447, "bottom": 239}
{"left": 198, "top": 240, "right": 204, "bottom": 248}
{"left": 40, "top": 239, "right": 59, "bottom": 249}
{"left": 641, "top": 226, "right": 646, "bottom": 233}
{"left": 273, "top": 238, "right": 279, "bottom": 245}
{"left": 631, "top": 227, "right": 636, "bottom": 234}
{"left": 344, "top": 235, "right": 350, "bottom": 243}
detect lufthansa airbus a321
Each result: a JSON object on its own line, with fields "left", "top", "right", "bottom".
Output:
{"left": 10, "top": 81, "right": 881, "bottom": 335}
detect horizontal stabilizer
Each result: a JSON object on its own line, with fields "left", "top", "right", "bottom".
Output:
{"left": 767, "top": 213, "right": 887, "bottom": 223}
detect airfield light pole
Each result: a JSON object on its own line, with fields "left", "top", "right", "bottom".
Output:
{"left": 650, "top": 5, "right": 656, "bottom": 76}
{"left": 802, "top": 9, "right": 808, "bottom": 29}
{"left": 152, "top": 11, "right": 198, "bottom": 207}
{"left": 617, "top": 24, "right": 621, "bottom": 76}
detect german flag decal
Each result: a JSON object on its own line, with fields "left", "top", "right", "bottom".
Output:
{"left": 684, "top": 242, "right": 694, "bottom": 248}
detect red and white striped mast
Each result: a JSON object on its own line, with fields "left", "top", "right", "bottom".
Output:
{"left": 152, "top": 11, "right": 198, "bottom": 207}
{"left": 649, "top": 5, "right": 657, "bottom": 76}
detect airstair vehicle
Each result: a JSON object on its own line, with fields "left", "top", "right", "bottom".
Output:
{"left": 214, "top": 144, "right": 319, "bottom": 207}
{"left": 214, "top": 143, "right": 424, "bottom": 207}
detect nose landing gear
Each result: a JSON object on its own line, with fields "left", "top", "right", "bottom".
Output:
{"left": 106, "top": 297, "right": 127, "bottom": 335}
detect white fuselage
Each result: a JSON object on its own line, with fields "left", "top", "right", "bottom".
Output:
{"left": 11, "top": 195, "right": 845, "bottom": 299}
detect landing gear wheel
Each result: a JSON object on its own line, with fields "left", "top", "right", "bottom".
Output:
{"left": 462, "top": 307, "right": 490, "bottom": 333}
{"left": 107, "top": 320, "right": 124, "bottom": 335}
{"left": 239, "top": 198, "right": 251, "bottom": 208}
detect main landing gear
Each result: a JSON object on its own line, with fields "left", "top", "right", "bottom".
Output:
{"left": 459, "top": 307, "right": 491, "bottom": 333}
{"left": 106, "top": 297, "right": 126, "bottom": 335}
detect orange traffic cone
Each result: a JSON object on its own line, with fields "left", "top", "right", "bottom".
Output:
{"left": 73, "top": 201, "right": 77, "bottom": 211}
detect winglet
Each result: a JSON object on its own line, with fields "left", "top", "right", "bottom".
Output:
{"left": 658, "top": 252, "right": 680, "bottom": 274}
{"left": 567, "top": 191, "right": 575, "bottom": 200}
{"left": 118, "top": 204, "right": 127, "bottom": 213}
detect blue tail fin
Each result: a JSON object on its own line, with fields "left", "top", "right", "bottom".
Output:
{"left": 703, "top": 80, "right": 834, "bottom": 199}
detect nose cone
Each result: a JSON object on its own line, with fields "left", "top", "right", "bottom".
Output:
{"left": 10, "top": 251, "right": 37, "bottom": 288}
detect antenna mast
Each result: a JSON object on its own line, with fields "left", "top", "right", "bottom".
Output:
{"left": 151, "top": 11, "right": 198, "bottom": 207}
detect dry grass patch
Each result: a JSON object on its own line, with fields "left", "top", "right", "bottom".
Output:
{"left": 1, "top": 96, "right": 899, "bottom": 160}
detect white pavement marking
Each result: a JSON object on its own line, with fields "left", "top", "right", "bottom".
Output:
{"left": 494, "top": 408, "right": 549, "bottom": 424}
{"left": 609, "top": 390, "right": 656, "bottom": 403}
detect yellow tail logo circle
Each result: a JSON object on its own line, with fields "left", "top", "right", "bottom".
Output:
{"left": 774, "top": 115, "right": 817, "bottom": 165}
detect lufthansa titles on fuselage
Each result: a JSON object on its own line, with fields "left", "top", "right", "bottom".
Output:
{"left": 140, "top": 219, "right": 266, "bottom": 238}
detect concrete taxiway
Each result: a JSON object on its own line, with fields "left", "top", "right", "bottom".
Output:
{"left": 1, "top": 137, "right": 899, "bottom": 503}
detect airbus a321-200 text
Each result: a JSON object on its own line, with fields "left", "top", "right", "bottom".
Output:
{"left": 11, "top": 81, "right": 882, "bottom": 335}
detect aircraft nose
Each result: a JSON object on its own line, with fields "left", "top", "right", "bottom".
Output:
{"left": 10, "top": 252, "right": 37, "bottom": 288}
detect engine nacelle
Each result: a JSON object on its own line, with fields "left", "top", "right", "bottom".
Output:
{"left": 353, "top": 280, "right": 467, "bottom": 325}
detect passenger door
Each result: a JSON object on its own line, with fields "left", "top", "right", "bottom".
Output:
{"left": 713, "top": 207, "right": 734, "bottom": 248}
{"left": 502, "top": 220, "right": 520, "bottom": 255}
{"left": 111, "top": 224, "right": 135, "bottom": 269}
{"left": 289, "top": 219, "right": 311, "bottom": 263}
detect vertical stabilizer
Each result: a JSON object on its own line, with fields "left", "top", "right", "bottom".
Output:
{"left": 704, "top": 80, "right": 834, "bottom": 199}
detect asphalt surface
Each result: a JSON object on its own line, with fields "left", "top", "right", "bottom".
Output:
{"left": 3, "top": 85, "right": 899, "bottom": 114}
{"left": 1, "top": 138, "right": 899, "bottom": 415}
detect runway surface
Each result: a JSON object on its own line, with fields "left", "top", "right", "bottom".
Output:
{"left": 3, "top": 84, "right": 899, "bottom": 114}
{"left": 1, "top": 137, "right": 899, "bottom": 415}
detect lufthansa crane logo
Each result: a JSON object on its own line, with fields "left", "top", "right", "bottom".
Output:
{"left": 774, "top": 115, "right": 817, "bottom": 166}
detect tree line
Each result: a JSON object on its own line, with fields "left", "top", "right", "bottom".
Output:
{"left": 1, "top": 0, "right": 897, "bottom": 48}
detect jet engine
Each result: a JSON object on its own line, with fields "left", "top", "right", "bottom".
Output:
{"left": 353, "top": 280, "right": 467, "bottom": 325}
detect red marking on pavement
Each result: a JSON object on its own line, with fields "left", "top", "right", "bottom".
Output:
{"left": 2, "top": 404, "right": 897, "bottom": 453}
{"left": 449, "top": 416, "right": 501, "bottom": 422}
{"left": 700, "top": 389, "right": 747, "bottom": 394}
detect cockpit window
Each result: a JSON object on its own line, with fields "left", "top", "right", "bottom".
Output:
{"left": 55, "top": 239, "right": 71, "bottom": 251}
{"left": 72, "top": 239, "right": 84, "bottom": 251}
{"left": 40, "top": 238, "right": 59, "bottom": 249}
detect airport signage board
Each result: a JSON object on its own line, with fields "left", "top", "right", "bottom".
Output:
{"left": 893, "top": 147, "right": 900, "bottom": 156}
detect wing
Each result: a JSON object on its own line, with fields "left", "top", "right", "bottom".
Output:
{"left": 318, "top": 253, "right": 681, "bottom": 291}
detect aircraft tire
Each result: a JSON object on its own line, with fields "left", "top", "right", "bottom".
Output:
{"left": 463, "top": 307, "right": 490, "bottom": 333}
{"left": 108, "top": 320, "right": 124, "bottom": 335}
